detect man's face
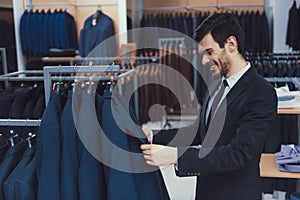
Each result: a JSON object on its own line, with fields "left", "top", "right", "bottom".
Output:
{"left": 198, "top": 33, "right": 232, "bottom": 78}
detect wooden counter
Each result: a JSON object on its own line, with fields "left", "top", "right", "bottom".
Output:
{"left": 260, "top": 153, "right": 300, "bottom": 178}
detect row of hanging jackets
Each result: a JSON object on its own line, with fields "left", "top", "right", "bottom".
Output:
{"left": 0, "top": 85, "right": 44, "bottom": 119}
{"left": 0, "top": 85, "right": 44, "bottom": 140}
{"left": 140, "top": 9, "right": 271, "bottom": 54}
{"left": 286, "top": 1, "right": 300, "bottom": 51}
{"left": 19, "top": 9, "right": 78, "bottom": 57}
{"left": 248, "top": 56, "right": 300, "bottom": 90}
{"left": 35, "top": 82, "right": 170, "bottom": 200}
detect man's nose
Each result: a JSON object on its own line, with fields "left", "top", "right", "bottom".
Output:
{"left": 201, "top": 54, "right": 210, "bottom": 65}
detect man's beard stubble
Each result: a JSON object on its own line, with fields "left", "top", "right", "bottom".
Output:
{"left": 219, "top": 49, "right": 231, "bottom": 77}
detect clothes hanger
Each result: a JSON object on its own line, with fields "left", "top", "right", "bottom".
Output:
{"left": 52, "top": 65, "right": 64, "bottom": 94}
{"left": 92, "top": 5, "right": 102, "bottom": 26}
{"left": 26, "top": 132, "right": 36, "bottom": 148}
{"left": 8, "top": 129, "right": 19, "bottom": 147}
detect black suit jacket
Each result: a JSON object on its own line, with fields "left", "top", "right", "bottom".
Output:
{"left": 154, "top": 66, "right": 277, "bottom": 200}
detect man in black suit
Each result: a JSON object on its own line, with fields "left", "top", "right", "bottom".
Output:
{"left": 141, "top": 13, "right": 277, "bottom": 200}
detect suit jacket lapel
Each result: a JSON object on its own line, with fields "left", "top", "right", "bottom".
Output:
{"left": 200, "top": 81, "right": 219, "bottom": 140}
{"left": 202, "top": 67, "right": 256, "bottom": 143}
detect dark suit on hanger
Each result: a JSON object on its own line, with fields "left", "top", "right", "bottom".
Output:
{"left": 111, "top": 92, "right": 170, "bottom": 200}
{"left": 0, "top": 138, "right": 26, "bottom": 200}
{"left": 60, "top": 90, "right": 83, "bottom": 200}
{"left": 79, "top": 10, "right": 117, "bottom": 57}
{"left": 20, "top": 10, "right": 29, "bottom": 55}
{"left": 153, "top": 66, "right": 277, "bottom": 200}
{"left": 15, "top": 155, "right": 38, "bottom": 200}
{"left": 0, "top": 143, "right": 8, "bottom": 164}
{"left": 102, "top": 90, "right": 140, "bottom": 200}
{"left": 36, "top": 92, "right": 62, "bottom": 200}
{"left": 75, "top": 87, "right": 107, "bottom": 200}
{"left": 4, "top": 146, "right": 35, "bottom": 200}
{"left": 43, "top": 10, "right": 51, "bottom": 55}
{"left": 286, "top": 1, "right": 300, "bottom": 51}
{"left": 31, "top": 10, "right": 39, "bottom": 57}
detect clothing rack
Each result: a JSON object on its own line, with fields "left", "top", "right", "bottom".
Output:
{"left": 0, "top": 119, "right": 41, "bottom": 127}
{"left": 43, "top": 65, "right": 139, "bottom": 117}
{"left": 1, "top": 70, "right": 44, "bottom": 77}
{"left": 41, "top": 56, "right": 161, "bottom": 66}
{"left": 246, "top": 53, "right": 300, "bottom": 60}
{"left": 25, "top": 2, "right": 118, "bottom": 10}
{"left": 264, "top": 77, "right": 300, "bottom": 82}
{"left": 143, "top": 4, "right": 264, "bottom": 11}
{"left": 158, "top": 37, "right": 185, "bottom": 48}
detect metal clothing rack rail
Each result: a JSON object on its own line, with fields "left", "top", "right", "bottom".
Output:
{"left": 143, "top": 4, "right": 264, "bottom": 11}
{"left": 1, "top": 70, "right": 44, "bottom": 77}
{"left": 41, "top": 56, "right": 161, "bottom": 66}
{"left": 25, "top": 2, "right": 118, "bottom": 10}
{"left": 43, "top": 65, "right": 139, "bottom": 118}
{"left": 0, "top": 119, "right": 41, "bottom": 127}
{"left": 264, "top": 77, "right": 300, "bottom": 82}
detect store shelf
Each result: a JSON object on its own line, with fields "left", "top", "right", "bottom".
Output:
{"left": 277, "top": 108, "right": 300, "bottom": 114}
{"left": 260, "top": 153, "right": 300, "bottom": 178}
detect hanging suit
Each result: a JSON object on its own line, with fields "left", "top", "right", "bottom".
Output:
{"left": 286, "top": 1, "right": 300, "bottom": 51}
{"left": 0, "top": 143, "right": 8, "bottom": 164}
{"left": 100, "top": 90, "right": 144, "bottom": 200}
{"left": 0, "top": 138, "right": 26, "bottom": 200}
{"left": 4, "top": 146, "right": 35, "bottom": 200}
{"left": 79, "top": 10, "right": 117, "bottom": 57}
{"left": 74, "top": 86, "right": 107, "bottom": 200}
{"left": 60, "top": 90, "right": 83, "bottom": 200}
{"left": 111, "top": 92, "right": 170, "bottom": 200}
{"left": 36, "top": 92, "right": 62, "bottom": 200}
{"left": 20, "top": 10, "right": 29, "bottom": 55}
{"left": 15, "top": 154, "right": 38, "bottom": 200}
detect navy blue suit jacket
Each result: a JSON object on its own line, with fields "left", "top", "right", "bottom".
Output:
{"left": 60, "top": 91, "right": 83, "bottom": 200}
{"left": 4, "top": 147, "right": 35, "bottom": 200}
{"left": 79, "top": 11, "right": 117, "bottom": 57}
{"left": 76, "top": 87, "right": 107, "bottom": 200}
{"left": 36, "top": 92, "right": 62, "bottom": 200}
{"left": 0, "top": 138, "right": 26, "bottom": 200}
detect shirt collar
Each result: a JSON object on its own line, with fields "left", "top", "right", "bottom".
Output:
{"left": 223, "top": 62, "right": 251, "bottom": 89}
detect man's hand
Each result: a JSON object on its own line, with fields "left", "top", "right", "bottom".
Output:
{"left": 142, "top": 126, "right": 153, "bottom": 143}
{"left": 140, "top": 144, "right": 177, "bottom": 166}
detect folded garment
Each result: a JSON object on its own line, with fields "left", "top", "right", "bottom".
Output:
{"left": 47, "top": 48, "right": 77, "bottom": 57}
{"left": 275, "top": 144, "right": 300, "bottom": 172}
{"left": 277, "top": 95, "right": 295, "bottom": 101}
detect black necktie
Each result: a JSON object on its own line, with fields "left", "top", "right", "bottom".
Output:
{"left": 206, "top": 79, "right": 228, "bottom": 128}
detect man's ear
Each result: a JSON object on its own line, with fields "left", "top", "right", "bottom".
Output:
{"left": 225, "top": 36, "right": 238, "bottom": 52}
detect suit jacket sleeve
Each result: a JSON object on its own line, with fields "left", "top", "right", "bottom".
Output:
{"left": 153, "top": 116, "right": 202, "bottom": 147}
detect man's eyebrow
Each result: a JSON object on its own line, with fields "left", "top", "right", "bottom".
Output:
{"left": 199, "top": 48, "right": 213, "bottom": 54}
{"left": 205, "top": 48, "right": 213, "bottom": 53}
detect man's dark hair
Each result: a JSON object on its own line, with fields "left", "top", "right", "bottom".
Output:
{"left": 193, "top": 13, "right": 245, "bottom": 57}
